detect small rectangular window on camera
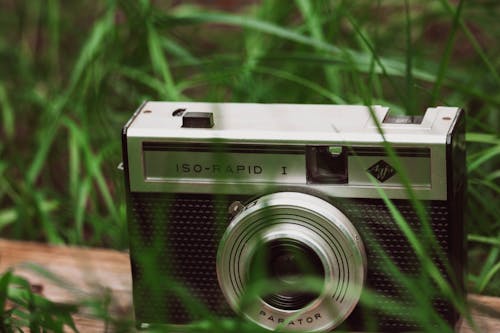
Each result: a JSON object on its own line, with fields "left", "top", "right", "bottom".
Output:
{"left": 306, "top": 146, "right": 348, "bottom": 184}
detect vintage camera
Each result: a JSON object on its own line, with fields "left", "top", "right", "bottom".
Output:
{"left": 122, "top": 102, "right": 466, "bottom": 332}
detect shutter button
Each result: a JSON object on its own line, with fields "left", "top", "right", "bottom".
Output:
{"left": 182, "top": 112, "right": 214, "bottom": 128}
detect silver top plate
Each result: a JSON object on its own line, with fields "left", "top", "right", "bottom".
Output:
{"left": 127, "top": 102, "right": 459, "bottom": 145}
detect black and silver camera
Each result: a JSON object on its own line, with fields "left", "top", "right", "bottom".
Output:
{"left": 122, "top": 102, "right": 466, "bottom": 332}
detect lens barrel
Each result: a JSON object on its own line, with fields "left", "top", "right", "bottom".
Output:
{"left": 217, "top": 192, "right": 366, "bottom": 332}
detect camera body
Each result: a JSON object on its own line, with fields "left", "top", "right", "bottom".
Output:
{"left": 122, "top": 102, "right": 466, "bottom": 332}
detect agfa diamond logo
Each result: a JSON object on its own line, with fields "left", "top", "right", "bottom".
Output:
{"left": 367, "top": 160, "right": 396, "bottom": 183}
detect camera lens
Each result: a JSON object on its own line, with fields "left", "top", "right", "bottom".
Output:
{"left": 248, "top": 239, "right": 325, "bottom": 310}
{"left": 217, "top": 192, "right": 366, "bottom": 332}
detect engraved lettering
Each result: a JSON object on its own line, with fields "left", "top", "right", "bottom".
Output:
{"left": 268, "top": 316, "right": 274, "bottom": 322}
{"left": 259, "top": 310, "right": 266, "bottom": 316}
{"left": 314, "top": 313, "right": 321, "bottom": 320}
{"left": 297, "top": 319, "right": 303, "bottom": 324}
{"left": 278, "top": 318, "right": 284, "bottom": 324}
{"left": 288, "top": 321, "right": 295, "bottom": 325}
{"left": 306, "top": 317, "right": 313, "bottom": 323}
{"left": 173, "top": 163, "right": 265, "bottom": 175}
{"left": 281, "top": 166, "right": 287, "bottom": 175}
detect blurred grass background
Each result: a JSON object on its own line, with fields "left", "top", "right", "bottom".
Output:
{"left": 0, "top": 0, "right": 498, "bottom": 314}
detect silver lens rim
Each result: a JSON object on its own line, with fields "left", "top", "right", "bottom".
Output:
{"left": 217, "top": 192, "right": 367, "bottom": 332}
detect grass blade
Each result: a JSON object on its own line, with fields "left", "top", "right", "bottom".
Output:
{"left": 438, "top": 0, "right": 500, "bottom": 85}
{"left": 0, "top": 271, "right": 13, "bottom": 324}
{"left": 468, "top": 234, "right": 500, "bottom": 247}
{"left": 0, "top": 83, "right": 14, "bottom": 139}
{"left": 430, "top": 0, "right": 464, "bottom": 104}
{"left": 253, "top": 66, "right": 346, "bottom": 103}
{"left": 26, "top": 5, "right": 116, "bottom": 185}
{"left": 404, "top": 0, "right": 415, "bottom": 114}
{"left": 296, "top": 0, "right": 342, "bottom": 92}
{"left": 478, "top": 262, "right": 500, "bottom": 293}
{"left": 0, "top": 209, "right": 17, "bottom": 231}
{"left": 147, "top": 22, "right": 181, "bottom": 100}
{"left": 468, "top": 145, "right": 500, "bottom": 172}
{"left": 155, "top": 9, "right": 438, "bottom": 83}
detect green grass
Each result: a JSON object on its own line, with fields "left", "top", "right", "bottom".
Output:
{"left": 0, "top": 0, "right": 499, "bottom": 332}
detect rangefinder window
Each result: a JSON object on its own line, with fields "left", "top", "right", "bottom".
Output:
{"left": 307, "top": 146, "right": 348, "bottom": 184}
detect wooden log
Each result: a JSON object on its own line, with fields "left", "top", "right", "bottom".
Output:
{"left": 0, "top": 239, "right": 499, "bottom": 332}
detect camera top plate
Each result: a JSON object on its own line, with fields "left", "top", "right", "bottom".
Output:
{"left": 122, "top": 102, "right": 464, "bottom": 200}
{"left": 126, "top": 102, "right": 460, "bottom": 145}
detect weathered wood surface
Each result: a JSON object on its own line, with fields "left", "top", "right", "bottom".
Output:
{"left": 0, "top": 239, "right": 499, "bottom": 332}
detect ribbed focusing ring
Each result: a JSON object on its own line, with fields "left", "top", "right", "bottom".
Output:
{"left": 217, "top": 192, "right": 366, "bottom": 332}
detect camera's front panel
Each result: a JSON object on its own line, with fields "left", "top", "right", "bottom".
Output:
{"left": 127, "top": 191, "right": 457, "bottom": 332}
